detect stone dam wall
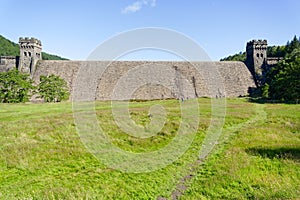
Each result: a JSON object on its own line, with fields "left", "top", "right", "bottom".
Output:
{"left": 33, "top": 60, "right": 256, "bottom": 101}
{"left": 0, "top": 56, "right": 18, "bottom": 73}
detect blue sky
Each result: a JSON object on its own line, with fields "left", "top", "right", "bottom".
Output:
{"left": 1, "top": 0, "right": 299, "bottom": 61}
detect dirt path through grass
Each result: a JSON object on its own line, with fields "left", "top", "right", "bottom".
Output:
{"left": 168, "top": 104, "right": 267, "bottom": 200}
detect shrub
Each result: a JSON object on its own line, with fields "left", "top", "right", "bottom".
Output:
{"left": 38, "top": 74, "right": 69, "bottom": 102}
{"left": 0, "top": 70, "right": 34, "bottom": 103}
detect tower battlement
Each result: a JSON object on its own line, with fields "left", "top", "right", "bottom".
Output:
{"left": 19, "top": 37, "right": 42, "bottom": 46}
{"left": 247, "top": 39, "right": 267, "bottom": 45}
{"left": 246, "top": 40, "right": 267, "bottom": 53}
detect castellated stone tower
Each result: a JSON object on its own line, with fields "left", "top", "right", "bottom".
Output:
{"left": 246, "top": 39, "right": 267, "bottom": 86}
{"left": 19, "top": 37, "right": 42, "bottom": 75}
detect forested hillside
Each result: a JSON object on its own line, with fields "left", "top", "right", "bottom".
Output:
{"left": 0, "top": 35, "right": 68, "bottom": 60}
{"left": 220, "top": 51, "right": 246, "bottom": 62}
{"left": 220, "top": 37, "right": 299, "bottom": 62}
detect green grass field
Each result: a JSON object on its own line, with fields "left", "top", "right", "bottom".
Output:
{"left": 0, "top": 98, "right": 299, "bottom": 199}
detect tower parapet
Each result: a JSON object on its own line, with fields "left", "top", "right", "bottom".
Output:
{"left": 19, "top": 37, "right": 42, "bottom": 75}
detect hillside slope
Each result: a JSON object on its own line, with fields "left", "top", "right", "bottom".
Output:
{"left": 0, "top": 35, "right": 68, "bottom": 60}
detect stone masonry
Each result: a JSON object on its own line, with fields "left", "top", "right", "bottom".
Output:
{"left": 0, "top": 56, "right": 18, "bottom": 72}
{"left": 33, "top": 60, "right": 255, "bottom": 100}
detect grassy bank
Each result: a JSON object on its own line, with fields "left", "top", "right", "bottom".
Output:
{"left": 0, "top": 98, "right": 299, "bottom": 199}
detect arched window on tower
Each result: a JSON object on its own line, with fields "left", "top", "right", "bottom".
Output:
{"left": 24, "top": 52, "right": 27, "bottom": 57}
{"left": 256, "top": 53, "right": 259, "bottom": 58}
{"left": 261, "top": 53, "right": 263, "bottom": 58}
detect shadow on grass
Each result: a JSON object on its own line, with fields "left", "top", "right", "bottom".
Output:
{"left": 247, "top": 87, "right": 299, "bottom": 104}
{"left": 246, "top": 147, "right": 300, "bottom": 161}
{"left": 248, "top": 98, "right": 300, "bottom": 104}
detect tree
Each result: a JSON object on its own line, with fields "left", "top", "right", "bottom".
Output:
{"left": 0, "top": 70, "right": 34, "bottom": 103}
{"left": 286, "top": 35, "right": 300, "bottom": 54}
{"left": 267, "top": 45, "right": 286, "bottom": 57}
{"left": 269, "top": 49, "right": 300, "bottom": 101}
{"left": 38, "top": 74, "right": 70, "bottom": 102}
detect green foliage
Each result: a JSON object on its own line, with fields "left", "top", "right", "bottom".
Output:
{"left": 267, "top": 45, "right": 286, "bottom": 57}
{"left": 0, "top": 70, "right": 34, "bottom": 103}
{"left": 268, "top": 49, "right": 300, "bottom": 101}
{"left": 260, "top": 36, "right": 300, "bottom": 102}
{"left": 261, "top": 83, "right": 269, "bottom": 98}
{"left": 0, "top": 71, "right": 69, "bottom": 103}
{"left": 220, "top": 51, "right": 246, "bottom": 62}
{"left": 267, "top": 35, "right": 300, "bottom": 59}
{"left": 38, "top": 74, "right": 70, "bottom": 102}
{"left": 42, "top": 52, "right": 68, "bottom": 60}
{"left": 0, "top": 34, "right": 68, "bottom": 60}
{"left": 0, "top": 35, "right": 19, "bottom": 56}
{"left": 286, "top": 35, "right": 300, "bottom": 54}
